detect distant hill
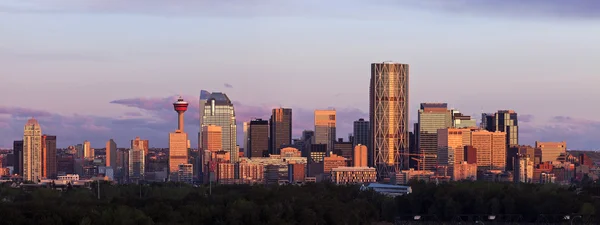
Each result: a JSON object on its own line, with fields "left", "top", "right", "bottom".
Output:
{"left": 569, "top": 150, "right": 600, "bottom": 162}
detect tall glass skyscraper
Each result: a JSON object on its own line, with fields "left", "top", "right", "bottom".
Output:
{"left": 201, "top": 92, "right": 238, "bottom": 163}
{"left": 269, "top": 108, "right": 292, "bottom": 155}
{"left": 314, "top": 110, "right": 336, "bottom": 153}
{"left": 370, "top": 62, "right": 409, "bottom": 179}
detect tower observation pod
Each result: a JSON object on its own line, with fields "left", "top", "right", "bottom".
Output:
{"left": 173, "top": 96, "right": 189, "bottom": 132}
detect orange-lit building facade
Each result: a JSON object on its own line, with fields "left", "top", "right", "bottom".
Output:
{"left": 331, "top": 167, "right": 377, "bottom": 184}
{"left": 280, "top": 147, "right": 301, "bottom": 157}
{"left": 131, "top": 137, "right": 149, "bottom": 156}
{"left": 238, "top": 162, "right": 264, "bottom": 184}
{"left": 202, "top": 125, "right": 222, "bottom": 152}
{"left": 41, "top": 135, "right": 57, "bottom": 179}
{"left": 314, "top": 110, "right": 336, "bottom": 152}
{"left": 169, "top": 132, "right": 188, "bottom": 178}
{"left": 323, "top": 153, "right": 347, "bottom": 175}
{"left": 454, "top": 161, "right": 477, "bottom": 181}
{"left": 471, "top": 131, "right": 506, "bottom": 171}
{"left": 536, "top": 141, "right": 566, "bottom": 163}
{"left": 288, "top": 162, "right": 306, "bottom": 183}
{"left": 353, "top": 144, "right": 368, "bottom": 167}
{"left": 437, "top": 128, "right": 466, "bottom": 177}
{"left": 217, "top": 163, "right": 235, "bottom": 184}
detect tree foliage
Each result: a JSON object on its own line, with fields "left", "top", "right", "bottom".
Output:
{"left": 1, "top": 181, "right": 600, "bottom": 224}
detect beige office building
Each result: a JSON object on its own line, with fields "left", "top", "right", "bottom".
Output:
{"left": 314, "top": 110, "right": 336, "bottom": 152}
{"left": 471, "top": 130, "right": 506, "bottom": 171}
{"left": 83, "top": 140, "right": 93, "bottom": 159}
{"left": 23, "top": 118, "right": 43, "bottom": 182}
{"left": 106, "top": 139, "right": 117, "bottom": 168}
{"left": 536, "top": 141, "right": 566, "bottom": 163}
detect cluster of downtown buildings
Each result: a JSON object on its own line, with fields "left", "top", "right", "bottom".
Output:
{"left": 1, "top": 62, "right": 596, "bottom": 186}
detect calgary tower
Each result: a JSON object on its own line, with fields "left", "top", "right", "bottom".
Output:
{"left": 173, "top": 96, "right": 189, "bottom": 132}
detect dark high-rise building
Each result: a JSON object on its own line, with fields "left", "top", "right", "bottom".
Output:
{"left": 269, "top": 108, "right": 292, "bottom": 155}
{"left": 370, "top": 62, "right": 409, "bottom": 179}
{"left": 57, "top": 154, "right": 74, "bottom": 175}
{"left": 42, "top": 135, "right": 57, "bottom": 179}
{"left": 353, "top": 118, "right": 370, "bottom": 165}
{"left": 13, "top": 140, "right": 23, "bottom": 175}
{"left": 334, "top": 138, "right": 353, "bottom": 166}
{"left": 495, "top": 110, "right": 518, "bottom": 147}
{"left": 481, "top": 113, "right": 495, "bottom": 131}
{"left": 301, "top": 130, "right": 315, "bottom": 157}
{"left": 248, "top": 119, "right": 269, "bottom": 158}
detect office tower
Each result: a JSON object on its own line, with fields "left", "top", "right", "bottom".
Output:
{"left": 41, "top": 135, "right": 57, "bottom": 179}
{"left": 495, "top": 110, "right": 518, "bottom": 147}
{"left": 471, "top": 130, "right": 507, "bottom": 171}
{"left": 248, "top": 119, "right": 269, "bottom": 158}
{"left": 202, "top": 125, "right": 223, "bottom": 152}
{"left": 370, "top": 62, "right": 409, "bottom": 178}
{"left": 314, "top": 110, "right": 336, "bottom": 152}
{"left": 83, "top": 140, "right": 93, "bottom": 159}
{"left": 106, "top": 139, "right": 117, "bottom": 168}
{"left": 514, "top": 154, "right": 533, "bottom": 183}
{"left": 301, "top": 130, "right": 314, "bottom": 157}
{"left": 451, "top": 110, "right": 476, "bottom": 128}
{"left": 75, "top": 144, "right": 83, "bottom": 159}
{"left": 169, "top": 96, "right": 189, "bottom": 179}
{"left": 243, "top": 122, "right": 249, "bottom": 156}
{"left": 198, "top": 90, "right": 211, "bottom": 151}
{"left": 201, "top": 92, "right": 237, "bottom": 163}
{"left": 334, "top": 138, "right": 353, "bottom": 165}
{"left": 23, "top": 118, "right": 42, "bottom": 182}
{"left": 481, "top": 113, "right": 495, "bottom": 131}
{"left": 354, "top": 144, "right": 368, "bottom": 167}
{"left": 131, "top": 137, "right": 149, "bottom": 156}
{"left": 116, "top": 148, "right": 129, "bottom": 183}
{"left": 353, "top": 118, "right": 370, "bottom": 164}
{"left": 13, "top": 140, "right": 23, "bottom": 175}
{"left": 417, "top": 103, "right": 452, "bottom": 171}
{"left": 536, "top": 141, "right": 566, "bottom": 163}
{"left": 129, "top": 147, "right": 145, "bottom": 183}
{"left": 437, "top": 128, "right": 466, "bottom": 179}
{"left": 178, "top": 164, "right": 193, "bottom": 184}
{"left": 270, "top": 108, "right": 292, "bottom": 154}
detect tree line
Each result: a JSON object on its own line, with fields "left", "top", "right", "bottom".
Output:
{"left": 0, "top": 181, "right": 599, "bottom": 224}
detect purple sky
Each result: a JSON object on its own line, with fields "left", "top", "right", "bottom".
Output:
{"left": 1, "top": 0, "right": 600, "bottom": 149}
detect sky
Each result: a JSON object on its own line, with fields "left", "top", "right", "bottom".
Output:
{"left": 1, "top": 0, "right": 600, "bottom": 149}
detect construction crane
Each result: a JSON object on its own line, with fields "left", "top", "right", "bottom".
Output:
{"left": 397, "top": 152, "right": 437, "bottom": 182}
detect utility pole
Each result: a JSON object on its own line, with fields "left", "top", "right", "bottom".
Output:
{"left": 97, "top": 180, "right": 100, "bottom": 200}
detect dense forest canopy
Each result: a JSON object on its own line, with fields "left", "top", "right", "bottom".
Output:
{"left": 1, "top": 181, "right": 600, "bottom": 224}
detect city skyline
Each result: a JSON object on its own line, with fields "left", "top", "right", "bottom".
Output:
{"left": 2, "top": 1, "right": 600, "bottom": 149}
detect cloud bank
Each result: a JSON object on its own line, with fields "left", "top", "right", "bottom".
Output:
{"left": 2, "top": 94, "right": 600, "bottom": 150}
{"left": 2, "top": 0, "right": 597, "bottom": 19}
{"left": 0, "top": 94, "right": 366, "bottom": 149}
